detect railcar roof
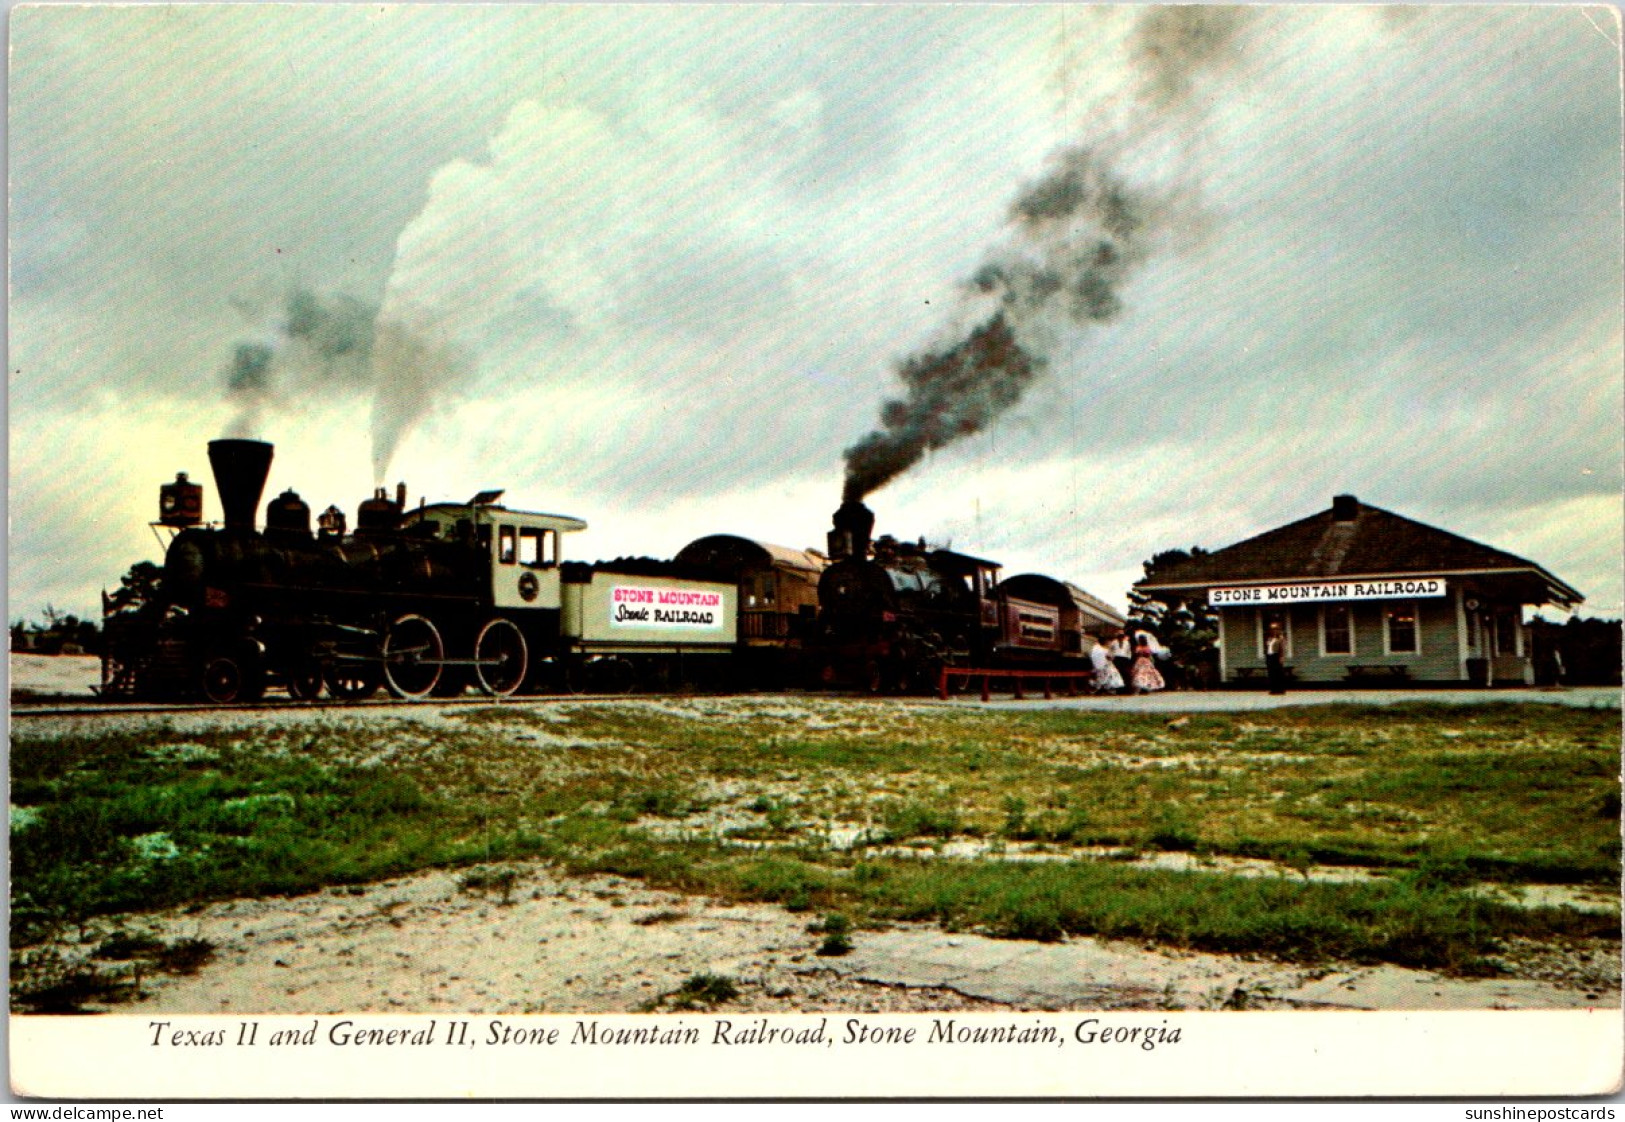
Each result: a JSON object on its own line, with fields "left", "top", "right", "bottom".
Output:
{"left": 999, "top": 572, "right": 1128, "bottom": 627}
{"left": 402, "top": 502, "right": 588, "bottom": 532}
{"left": 677, "top": 533, "right": 829, "bottom": 574}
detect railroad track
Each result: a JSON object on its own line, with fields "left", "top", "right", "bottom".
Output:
{"left": 8, "top": 689, "right": 847, "bottom": 719}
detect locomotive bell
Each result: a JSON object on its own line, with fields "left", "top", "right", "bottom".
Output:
{"left": 159, "top": 472, "right": 204, "bottom": 527}
{"left": 207, "top": 439, "right": 274, "bottom": 533}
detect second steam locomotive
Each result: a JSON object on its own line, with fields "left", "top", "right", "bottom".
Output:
{"left": 100, "top": 440, "right": 1123, "bottom": 702}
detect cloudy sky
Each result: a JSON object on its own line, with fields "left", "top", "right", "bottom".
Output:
{"left": 9, "top": 4, "right": 1622, "bottom": 623}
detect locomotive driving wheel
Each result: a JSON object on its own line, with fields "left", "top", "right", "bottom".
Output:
{"left": 383, "top": 613, "right": 445, "bottom": 700}
{"left": 473, "top": 618, "right": 528, "bottom": 698}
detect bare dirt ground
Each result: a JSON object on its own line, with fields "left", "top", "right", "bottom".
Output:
{"left": 31, "top": 864, "right": 1008, "bottom": 1016}
{"left": 7, "top": 653, "right": 102, "bottom": 700}
{"left": 25, "top": 858, "right": 1619, "bottom": 1016}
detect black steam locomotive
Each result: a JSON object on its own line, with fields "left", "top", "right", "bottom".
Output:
{"left": 101, "top": 439, "right": 738, "bottom": 702}
{"left": 805, "top": 500, "right": 1122, "bottom": 691}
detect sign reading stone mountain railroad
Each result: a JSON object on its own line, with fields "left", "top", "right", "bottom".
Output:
{"left": 1209, "top": 579, "right": 1447, "bottom": 606}
{"left": 610, "top": 585, "right": 725, "bottom": 629}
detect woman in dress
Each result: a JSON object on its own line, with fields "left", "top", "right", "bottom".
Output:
{"left": 1090, "top": 637, "right": 1124, "bottom": 694}
{"left": 1129, "top": 631, "right": 1166, "bottom": 694}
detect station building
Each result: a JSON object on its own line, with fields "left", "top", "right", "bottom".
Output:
{"left": 1134, "top": 495, "right": 1584, "bottom": 687}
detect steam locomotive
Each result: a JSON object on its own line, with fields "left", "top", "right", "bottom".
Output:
{"left": 101, "top": 439, "right": 738, "bottom": 702}
{"left": 804, "top": 500, "right": 1122, "bottom": 691}
{"left": 100, "top": 441, "right": 1123, "bottom": 702}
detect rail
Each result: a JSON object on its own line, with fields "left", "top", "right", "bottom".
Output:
{"left": 937, "top": 666, "right": 1095, "bottom": 702}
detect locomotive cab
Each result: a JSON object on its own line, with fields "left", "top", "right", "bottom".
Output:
{"left": 399, "top": 498, "right": 587, "bottom": 612}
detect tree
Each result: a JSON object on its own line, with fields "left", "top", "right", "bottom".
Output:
{"left": 1129, "top": 547, "right": 1215, "bottom": 629}
{"left": 106, "top": 561, "right": 164, "bottom": 616}
{"left": 1130, "top": 546, "right": 1220, "bottom": 687}
{"left": 1529, "top": 615, "right": 1622, "bottom": 686}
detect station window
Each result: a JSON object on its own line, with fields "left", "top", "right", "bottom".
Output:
{"left": 1321, "top": 604, "right": 1353, "bottom": 656}
{"left": 1385, "top": 603, "right": 1419, "bottom": 655}
{"left": 519, "top": 528, "right": 557, "bottom": 567}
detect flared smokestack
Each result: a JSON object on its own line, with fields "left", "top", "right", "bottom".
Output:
{"left": 828, "top": 500, "right": 876, "bottom": 561}
{"left": 207, "top": 439, "right": 274, "bottom": 533}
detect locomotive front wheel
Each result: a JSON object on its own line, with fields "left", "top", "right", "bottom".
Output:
{"left": 285, "top": 666, "right": 324, "bottom": 701}
{"left": 474, "top": 618, "right": 529, "bottom": 698}
{"left": 200, "top": 650, "right": 266, "bottom": 705}
{"left": 383, "top": 613, "right": 445, "bottom": 700}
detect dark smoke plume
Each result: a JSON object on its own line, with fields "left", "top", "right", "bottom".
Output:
{"left": 843, "top": 312, "right": 1038, "bottom": 502}
{"left": 285, "top": 288, "right": 375, "bottom": 379}
{"left": 218, "top": 283, "right": 465, "bottom": 481}
{"left": 227, "top": 343, "right": 274, "bottom": 392}
{"left": 842, "top": 147, "right": 1157, "bottom": 502}
{"left": 221, "top": 285, "right": 394, "bottom": 446}
{"left": 1130, "top": 6, "right": 1255, "bottom": 110}
{"left": 839, "top": 7, "right": 1255, "bottom": 502}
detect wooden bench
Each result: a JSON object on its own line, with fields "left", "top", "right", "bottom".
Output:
{"left": 1345, "top": 664, "right": 1410, "bottom": 683}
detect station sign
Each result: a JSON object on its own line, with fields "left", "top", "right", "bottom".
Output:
{"left": 1209, "top": 578, "right": 1446, "bottom": 606}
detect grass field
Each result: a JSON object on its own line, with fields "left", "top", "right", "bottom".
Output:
{"left": 10, "top": 698, "right": 1620, "bottom": 984}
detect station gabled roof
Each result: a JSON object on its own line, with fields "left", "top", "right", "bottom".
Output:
{"left": 1136, "top": 495, "right": 1583, "bottom": 608}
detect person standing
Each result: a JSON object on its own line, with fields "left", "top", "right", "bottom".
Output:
{"left": 1265, "top": 622, "right": 1289, "bottom": 695}
{"left": 1090, "top": 638, "right": 1124, "bottom": 694}
{"left": 1130, "top": 631, "right": 1166, "bottom": 694}
{"left": 1107, "top": 630, "right": 1134, "bottom": 694}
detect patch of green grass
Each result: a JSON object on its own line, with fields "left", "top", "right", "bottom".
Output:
{"left": 457, "top": 866, "right": 520, "bottom": 904}
{"left": 7, "top": 733, "right": 546, "bottom": 944}
{"left": 10, "top": 949, "right": 136, "bottom": 1013}
{"left": 879, "top": 799, "right": 961, "bottom": 842}
{"left": 812, "top": 912, "right": 854, "bottom": 956}
{"left": 645, "top": 972, "right": 739, "bottom": 1011}
{"left": 607, "top": 786, "right": 699, "bottom": 821}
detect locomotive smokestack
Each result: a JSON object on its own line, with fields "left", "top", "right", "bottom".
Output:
{"left": 828, "top": 500, "right": 876, "bottom": 561}
{"left": 207, "top": 439, "right": 274, "bottom": 533}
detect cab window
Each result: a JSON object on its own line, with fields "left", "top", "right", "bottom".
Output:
{"left": 519, "top": 528, "right": 558, "bottom": 567}
{"left": 498, "top": 525, "right": 517, "bottom": 565}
